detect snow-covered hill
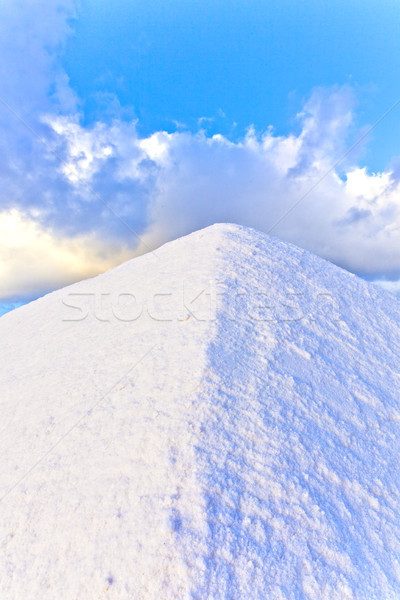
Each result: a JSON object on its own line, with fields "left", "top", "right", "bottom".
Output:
{"left": 1, "top": 223, "right": 400, "bottom": 600}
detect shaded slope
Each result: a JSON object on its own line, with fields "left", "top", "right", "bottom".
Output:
{"left": 192, "top": 226, "right": 400, "bottom": 599}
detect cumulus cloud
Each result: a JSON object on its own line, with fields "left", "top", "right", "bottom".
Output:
{"left": 0, "top": 209, "right": 132, "bottom": 300}
{"left": 0, "top": 0, "right": 400, "bottom": 302}
{"left": 43, "top": 93, "right": 400, "bottom": 281}
{"left": 133, "top": 123, "right": 400, "bottom": 281}
{"left": 0, "top": 0, "right": 77, "bottom": 115}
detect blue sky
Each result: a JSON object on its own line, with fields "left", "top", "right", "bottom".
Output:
{"left": 64, "top": 0, "right": 400, "bottom": 169}
{"left": 0, "top": 0, "right": 400, "bottom": 316}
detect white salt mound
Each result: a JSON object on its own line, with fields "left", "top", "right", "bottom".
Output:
{"left": 1, "top": 223, "right": 400, "bottom": 599}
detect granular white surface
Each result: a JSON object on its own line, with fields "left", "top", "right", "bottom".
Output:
{"left": 1, "top": 224, "right": 400, "bottom": 599}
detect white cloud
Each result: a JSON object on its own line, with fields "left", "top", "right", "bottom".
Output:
{"left": 0, "top": 210, "right": 132, "bottom": 300}
{"left": 3, "top": 87, "right": 400, "bottom": 300}
{"left": 0, "top": 0, "right": 77, "bottom": 116}
{"left": 40, "top": 101, "right": 400, "bottom": 285}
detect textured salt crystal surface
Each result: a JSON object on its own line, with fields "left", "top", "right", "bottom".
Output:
{"left": 1, "top": 223, "right": 400, "bottom": 599}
